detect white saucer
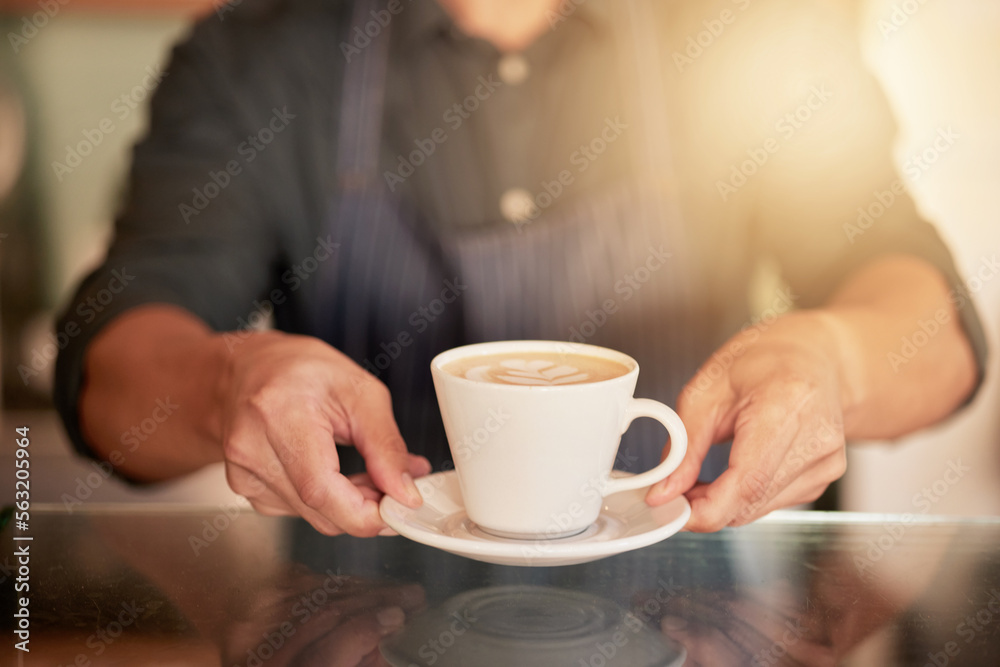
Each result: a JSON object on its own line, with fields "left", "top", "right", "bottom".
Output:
{"left": 379, "top": 470, "right": 690, "bottom": 567}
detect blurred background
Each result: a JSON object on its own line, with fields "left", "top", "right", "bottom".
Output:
{"left": 0, "top": 0, "right": 242, "bottom": 505}
{"left": 0, "top": 0, "right": 997, "bottom": 513}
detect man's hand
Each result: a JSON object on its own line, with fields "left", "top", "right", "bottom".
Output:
{"left": 647, "top": 256, "right": 978, "bottom": 531}
{"left": 221, "top": 332, "right": 430, "bottom": 536}
{"left": 80, "top": 305, "right": 429, "bottom": 537}
{"left": 647, "top": 313, "right": 848, "bottom": 531}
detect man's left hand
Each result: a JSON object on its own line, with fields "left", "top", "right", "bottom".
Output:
{"left": 647, "top": 312, "right": 849, "bottom": 531}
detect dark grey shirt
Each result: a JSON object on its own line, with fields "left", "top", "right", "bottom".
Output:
{"left": 55, "top": 0, "right": 987, "bottom": 462}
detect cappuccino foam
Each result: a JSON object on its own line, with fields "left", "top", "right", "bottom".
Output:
{"left": 442, "top": 351, "right": 631, "bottom": 386}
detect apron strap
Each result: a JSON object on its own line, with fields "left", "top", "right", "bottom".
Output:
{"left": 313, "top": 0, "right": 391, "bottom": 335}
{"left": 337, "top": 0, "right": 678, "bottom": 195}
{"left": 336, "top": 0, "right": 391, "bottom": 188}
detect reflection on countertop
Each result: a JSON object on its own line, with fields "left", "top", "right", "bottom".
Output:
{"left": 3, "top": 507, "right": 1000, "bottom": 665}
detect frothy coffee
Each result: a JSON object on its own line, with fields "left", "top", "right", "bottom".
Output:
{"left": 442, "top": 351, "right": 631, "bottom": 386}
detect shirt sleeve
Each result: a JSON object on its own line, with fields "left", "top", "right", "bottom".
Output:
{"left": 707, "top": 0, "right": 988, "bottom": 389}
{"left": 54, "top": 1, "right": 343, "bottom": 458}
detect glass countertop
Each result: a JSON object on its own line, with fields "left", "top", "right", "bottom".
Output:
{"left": 3, "top": 505, "right": 1000, "bottom": 665}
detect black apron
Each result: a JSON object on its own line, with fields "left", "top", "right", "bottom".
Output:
{"left": 314, "top": 0, "right": 718, "bottom": 478}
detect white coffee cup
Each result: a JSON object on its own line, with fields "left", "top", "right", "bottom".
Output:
{"left": 430, "top": 340, "right": 687, "bottom": 539}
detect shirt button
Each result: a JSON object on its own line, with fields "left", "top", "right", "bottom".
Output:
{"left": 498, "top": 53, "right": 530, "bottom": 86}
{"left": 500, "top": 188, "right": 537, "bottom": 224}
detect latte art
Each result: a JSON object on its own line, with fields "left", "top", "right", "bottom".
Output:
{"left": 469, "top": 359, "right": 590, "bottom": 386}
{"left": 443, "top": 352, "right": 631, "bottom": 386}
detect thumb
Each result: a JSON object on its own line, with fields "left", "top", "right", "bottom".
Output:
{"left": 647, "top": 378, "right": 734, "bottom": 505}
{"left": 347, "top": 381, "right": 423, "bottom": 509}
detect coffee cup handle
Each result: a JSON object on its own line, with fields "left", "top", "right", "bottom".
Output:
{"left": 602, "top": 398, "right": 687, "bottom": 496}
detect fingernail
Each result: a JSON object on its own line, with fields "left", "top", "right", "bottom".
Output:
{"left": 378, "top": 527, "right": 399, "bottom": 537}
{"left": 402, "top": 473, "right": 423, "bottom": 507}
{"left": 416, "top": 457, "right": 433, "bottom": 476}
{"left": 377, "top": 606, "right": 405, "bottom": 632}
{"left": 651, "top": 479, "right": 673, "bottom": 499}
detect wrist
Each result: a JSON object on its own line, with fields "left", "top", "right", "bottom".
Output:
{"left": 208, "top": 329, "right": 291, "bottom": 452}
{"left": 205, "top": 332, "right": 236, "bottom": 452}
{"left": 804, "top": 309, "right": 867, "bottom": 435}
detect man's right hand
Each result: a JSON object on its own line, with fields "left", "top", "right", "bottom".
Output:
{"left": 79, "top": 305, "right": 429, "bottom": 537}
{"left": 220, "top": 331, "right": 429, "bottom": 536}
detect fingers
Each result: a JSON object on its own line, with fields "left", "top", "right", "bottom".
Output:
{"left": 647, "top": 373, "right": 738, "bottom": 506}
{"left": 229, "top": 468, "right": 297, "bottom": 517}
{"left": 226, "top": 412, "right": 385, "bottom": 536}
{"left": 346, "top": 472, "right": 388, "bottom": 503}
{"left": 646, "top": 316, "right": 850, "bottom": 532}
{"left": 683, "top": 406, "right": 845, "bottom": 532}
{"left": 727, "top": 449, "right": 846, "bottom": 525}
{"left": 226, "top": 462, "right": 295, "bottom": 518}
{"left": 227, "top": 402, "right": 414, "bottom": 537}
{"left": 287, "top": 464, "right": 385, "bottom": 537}
{"left": 406, "top": 453, "right": 433, "bottom": 478}
{"left": 683, "top": 404, "right": 794, "bottom": 531}
{"left": 683, "top": 468, "right": 757, "bottom": 533}
{"left": 276, "top": 399, "right": 397, "bottom": 535}
{"left": 346, "top": 381, "right": 423, "bottom": 509}
{"left": 222, "top": 337, "right": 428, "bottom": 537}
{"left": 227, "top": 459, "right": 359, "bottom": 535}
